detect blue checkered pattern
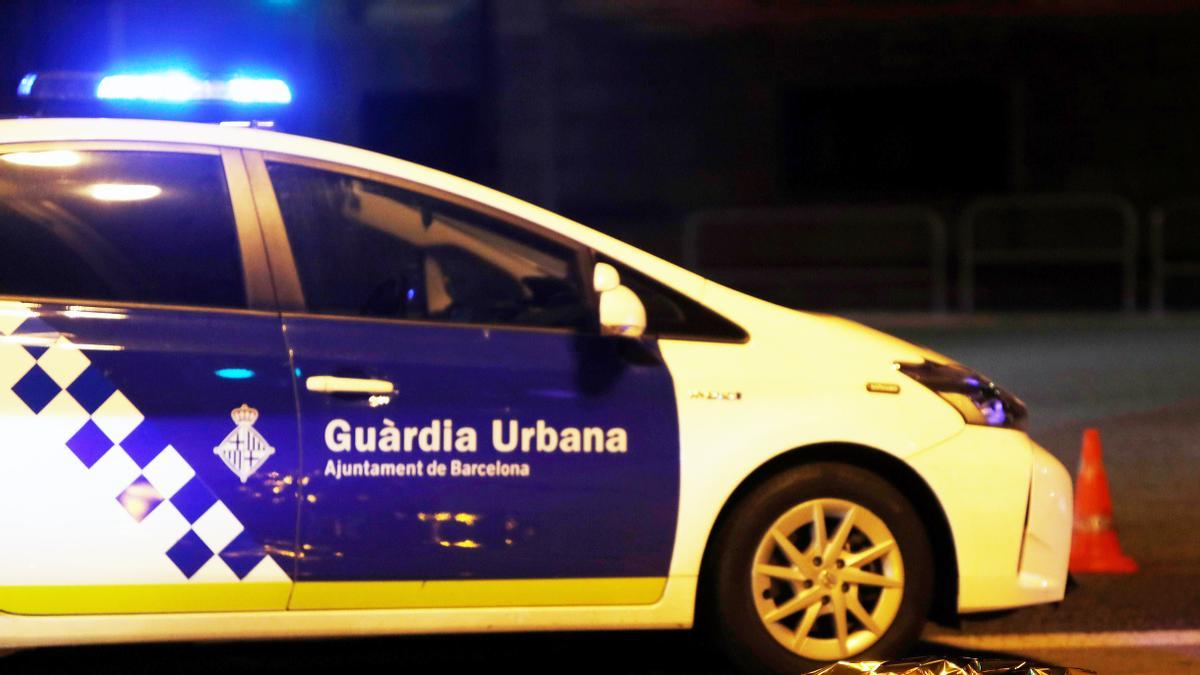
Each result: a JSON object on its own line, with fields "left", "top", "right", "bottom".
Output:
{"left": 171, "top": 476, "right": 220, "bottom": 523}
{"left": 13, "top": 364, "right": 59, "bottom": 414}
{"left": 67, "top": 419, "right": 114, "bottom": 468}
{"left": 67, "top": 365, "right": 118, "bottom": 414}
{"left": 167, "top": 530, "right": 213, "bottom": 578}
{"left": 220, "top": 532, "right": 271, "bottom": 578}
{"left": 2, "top": 309, "right": 288, "bottom": 583}
{"left": 121, "top": 421, "right": 170, "bottom": 468}
{"left": 117, "top": 475, "right": 164, "bottom": 522}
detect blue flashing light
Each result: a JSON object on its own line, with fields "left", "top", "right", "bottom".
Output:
{"left": 17, "top": 73, "right": 36, "bottom": 97}
{"left": 97, "top": 71, "right": 201, "bottom": 102}
{"left": 215, "top": 368, "right": 256, "bottom": 380}
{"left": 228, "top": 77, "right": 292, "bottom": 104}
{"left": 95, "top": 71, "right": 292, "bottom": 105}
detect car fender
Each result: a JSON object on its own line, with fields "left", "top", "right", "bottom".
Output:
{"left": 658, "top": 332, "right": 965, "bottom": 580}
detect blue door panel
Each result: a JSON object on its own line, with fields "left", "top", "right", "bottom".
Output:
{"left": 289, "top": 317, "right": 680, "bottom": 582}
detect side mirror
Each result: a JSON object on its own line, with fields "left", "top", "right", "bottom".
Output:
{"left": 593, "top": 262, "right": 621, "bottom": 293}
{"left": 594, "top": 263, "right": 647, "bottom": 338}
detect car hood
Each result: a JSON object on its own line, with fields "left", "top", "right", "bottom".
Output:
{"left": 695, "top": 281, "right": 957, "bottom": 368}
{"left": 790, "top": 311, "right": 955, "bottom": 366}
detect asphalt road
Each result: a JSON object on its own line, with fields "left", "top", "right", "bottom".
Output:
{"left": 6, "top": 314, "right": 1199, "bottom": 674}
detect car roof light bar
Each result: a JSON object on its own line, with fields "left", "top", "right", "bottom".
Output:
{"left": 96, "top": 73, "right": 292, "bottom": 105}
{"left": 16, "top": 71, "right": 292, "bottom": 106}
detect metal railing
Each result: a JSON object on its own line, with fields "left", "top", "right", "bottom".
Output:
{"left": 683, "top": 206, "right": 948, "bottom": 312}
{"left": 1149, "top": 201, "right": 1200, "bottom": 314}
{"left": 678, "top": 195, "right": 1200, "bottom": 313}
{"left": 958, "top": 194, "right": 1138, "bottom": 313}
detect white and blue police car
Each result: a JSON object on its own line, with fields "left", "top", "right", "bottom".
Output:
{"left": 0, "top": 111, "right": 1072, "bottom": 672}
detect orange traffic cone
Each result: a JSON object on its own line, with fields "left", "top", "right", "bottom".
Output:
{"left": 1068, "top": 428, "right": 1138, "bottom": 574}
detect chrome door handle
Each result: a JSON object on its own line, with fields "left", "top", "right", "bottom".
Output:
{"left": 305, "top": 375, "right": 395, "bottom": 395}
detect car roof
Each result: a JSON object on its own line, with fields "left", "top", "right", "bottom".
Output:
{"left": 0, "top": 117, "right": 498, "bottom": 206}
{"left": 0, "top": 117, "right": 710, "bottom": 299}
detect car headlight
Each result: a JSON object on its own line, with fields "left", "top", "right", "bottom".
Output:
{"left": 896, "top": 360, "right": 1027, "bottom": 430}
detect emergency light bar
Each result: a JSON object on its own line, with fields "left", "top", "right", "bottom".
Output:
{"left": 17, "top": 70, "right": 292, "bottom": 106}
{"left": 96, "top": 73, "right": 292, "bottom": 105}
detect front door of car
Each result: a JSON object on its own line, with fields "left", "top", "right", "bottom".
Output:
{"left": 0, "top": 146, "right": 297, "bottom": 614}
{"left": 250, "top": 156, "right": 681, "bottom": 609}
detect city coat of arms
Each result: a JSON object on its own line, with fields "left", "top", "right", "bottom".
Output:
{"left": 214, "top": 404, "right": 275, "bottom": 483}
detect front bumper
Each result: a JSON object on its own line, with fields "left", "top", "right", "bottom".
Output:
{"left": 908, "top": 426, "right": 1073, "bottom": 613}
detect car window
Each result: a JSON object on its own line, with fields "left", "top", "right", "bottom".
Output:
{"left": 267, "top": 162, "right": 590, "bottom": 330}
{"left": 605, "top": 259, "right": 748, "bottom": 342}
{"left": 0, "top": 149, "right": 246, "bottom": 309}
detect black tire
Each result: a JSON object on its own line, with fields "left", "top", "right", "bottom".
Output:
{"left": 703, "top": 462, "right": 934, "bottom": 674}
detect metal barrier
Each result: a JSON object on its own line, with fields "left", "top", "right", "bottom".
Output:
{"left": 958, "top": 194, "right": 1138, "bottom": 313}
{"left": 1149, "top": 201, "right": 1200, "bottom": 313}
{"left": 683, "top": 206, "right": 948, "bottom": 312}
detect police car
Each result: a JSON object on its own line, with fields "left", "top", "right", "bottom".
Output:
{"left": 0, "top": 115, "right": 1072, "bottom": 673}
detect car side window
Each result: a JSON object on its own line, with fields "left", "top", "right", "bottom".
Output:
{"left": 0, "top": 149, "right": 246, "bottom": 309}
{"left": 604, "top": 259, "right": 748, "bottom": 342}
{"left": 267, "top": 162, "right": 590, "bottom": 330}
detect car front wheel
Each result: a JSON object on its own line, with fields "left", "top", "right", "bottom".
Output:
{"left": 706, "top": 462, "right": 934, "bottom": 674}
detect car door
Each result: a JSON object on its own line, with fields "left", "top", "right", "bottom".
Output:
{"left": 0, "top": 144, "right": 297, "bottom": 614}
{"left": 245, "top": 152, "right": 681, "bottom": 610}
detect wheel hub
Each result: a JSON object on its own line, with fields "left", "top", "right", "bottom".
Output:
{"left": 818, "top": 569, "right": 837, "bottom": 589}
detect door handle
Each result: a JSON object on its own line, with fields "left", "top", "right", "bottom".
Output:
{"left": 305, "top": 375, "right": 395, "bottom": 395}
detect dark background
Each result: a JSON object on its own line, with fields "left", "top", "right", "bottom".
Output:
{"left": 5, "top": 0, "right": 1200, "bottom": 313}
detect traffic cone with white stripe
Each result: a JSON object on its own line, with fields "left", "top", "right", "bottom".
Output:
{"left": 1068, "top": 428, "right": 1138, "bottom": 573}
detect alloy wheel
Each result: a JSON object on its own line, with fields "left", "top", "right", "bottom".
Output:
{"left": 750, "top": 497, "right": 905, "bottom": 662}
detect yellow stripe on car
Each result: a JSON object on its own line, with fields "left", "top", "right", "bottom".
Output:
{"left": 0, "top": 578, "right": 666, "bottom": 615}
{"left": 288, "top": 577, "right": 667, "bottom": 610}
{"left": 0, "top": 583, "right": 291, "bottom": 615}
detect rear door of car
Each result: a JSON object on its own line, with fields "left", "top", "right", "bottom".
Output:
{"left": 0, "top": 143, "right": 298, "bottom": 614}
{"left": 243, "top": 151, "right": 681, "bottom": 610}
